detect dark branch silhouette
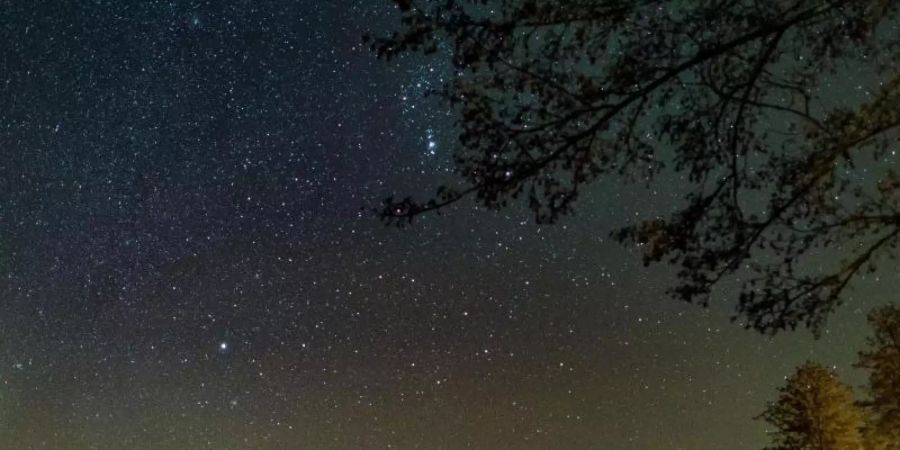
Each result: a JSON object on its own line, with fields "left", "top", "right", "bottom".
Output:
{"left": 369, "top": 0, "right": 900, "bottom": 334}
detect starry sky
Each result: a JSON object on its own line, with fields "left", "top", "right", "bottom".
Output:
{"left": 0, "top": 1, "right": 895, "bottom": 449}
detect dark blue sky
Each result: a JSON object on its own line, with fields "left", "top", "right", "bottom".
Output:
{"left": 0, "top": 1, "right": 892, "bottom": 448}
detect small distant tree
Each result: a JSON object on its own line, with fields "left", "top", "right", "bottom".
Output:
{"left": 760, "top": 362, "right": 865, "bottom": 450}
{"left": 856, "top": 305, "right": 900, "bottom": 449}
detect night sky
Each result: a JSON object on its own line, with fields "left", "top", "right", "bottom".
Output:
{"left": 0, "top": 2, "right": 895, "bottom": 449}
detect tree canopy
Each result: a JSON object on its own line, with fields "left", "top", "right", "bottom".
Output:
{"left": 856, "top": 305, "right": 900, "bottom": 449}
{"left": 760, "top": 362, "right": 865, "bottom": 450}
{"left": 371, "top": 0, "right": 900, "bottom": 334}
{"left": 761, "top": 305, "right": 900, "bottom": 449}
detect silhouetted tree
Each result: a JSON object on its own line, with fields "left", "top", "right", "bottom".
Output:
{"left": 370, "top": 0, "right": 900, "bottom": 334}
{"left": 760, "top": 362, "right": 865, "bottom": 450}
{"left": 856, "top": 305, "right": 900, "bottom": 449}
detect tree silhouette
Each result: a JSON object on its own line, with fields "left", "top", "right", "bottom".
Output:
{"left": 760, "top": 362, "right": 865, "bottom": 450}
{"left": 856, "top": 305, "right": 900, "bottom": 449}
{"left": 371, "top": 0, "right": 900, "bottom": 334}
